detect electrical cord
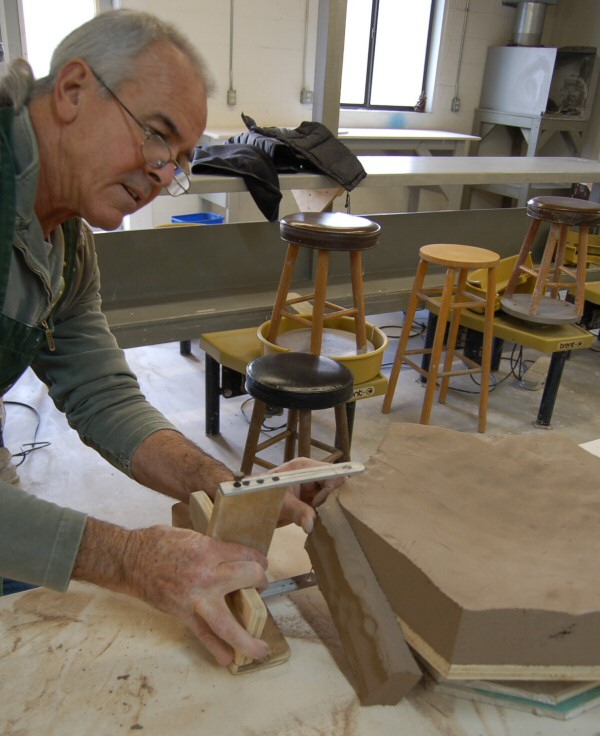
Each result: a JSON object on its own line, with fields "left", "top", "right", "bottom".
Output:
{"left": 379, "top": 319, "right": 428, "bottom": 369}
{"left": 240, "top": 397, "right": 287, "bottom": 432}
{"left": 3, "top": 400, "right": 51, "bottom": 467}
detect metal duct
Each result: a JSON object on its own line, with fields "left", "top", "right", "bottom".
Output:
{"left": 503, "top": 0, "right": 558, "bottom": 47}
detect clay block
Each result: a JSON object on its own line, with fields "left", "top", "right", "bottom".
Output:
{"left": 305, "top": 493, "right": 422, "bottom": 705}
{"left": 339, "top": 424, "right": 600, "bottom": 680}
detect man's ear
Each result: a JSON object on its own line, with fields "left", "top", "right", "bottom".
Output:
{"left": 53, "top": 60, "right": 92, "bottom": 123}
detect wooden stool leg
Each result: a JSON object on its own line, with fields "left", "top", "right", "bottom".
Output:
{"left": 310, "top": 250, "right": 331, "bottom": 354}
{"left": 349, "top": 251, "right": 368, "bottom": 354}
{"left": 382, "top": 259, "right": 429, "bottom": 414}
{"left": 438, "top": 268, "right": 469, "bottom": 404}
{"left": 575, "top": 226, "right": 590, "bottom": 316}
{"left": 283, "top": 409, "right": 299, "bottom": 461}
{"left": 551, "top": 224, "right": 569, "bottom": 298}
{"left": 420, "top": 267, "right": 456, "bottom": 425}
{"left": 477, "top": 265, "right": 497, "bottom": 433}
{"left": 298, "top": 410, "right": 312, "bottom": 458}
{"left": 268, "top": 244, "right": 301, "bottom": 342}
{"left": 241, "top": 400, "right": 268, "bottom": 475}
{"left": 334, "top": 403, "right": 351, "bottom": 461}
{"left": 504, "top": 219, "right": 542, "bottom": 298}
{"left": 530, "top": 225, "right": 559, "bottom": 315}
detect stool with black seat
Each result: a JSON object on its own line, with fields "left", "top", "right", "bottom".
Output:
{"left": 240, "top": 352, "right": 354, "bottom": 476}
{"left": 268, "top": 212, "right": 381, "bottom": 355}
{"left": 501, "top": 196, "right": 600, "bottom": 325}
{"left": 381, "top": 243, "right": 500, "bottom": 433}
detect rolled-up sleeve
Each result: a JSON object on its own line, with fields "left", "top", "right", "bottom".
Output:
{"left": 32, "top": 223, "right": 177, "bottom": 476}
{"left": 1, "top": 480, "right": 87, "bottom": 591}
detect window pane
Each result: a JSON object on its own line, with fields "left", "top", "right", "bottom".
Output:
{"left": 340, "top": 0, "right": 373, "bottom": 106}
{"left": 370, "top": 0, "right": 433, "bottom": 107}
{"left": 20, "top": 0, "right": 96, "bottom": 78}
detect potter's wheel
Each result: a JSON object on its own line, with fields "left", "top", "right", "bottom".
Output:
{"left": 275, "top": 327, "right": 375, "bottom": 356}
{"left": 500, "top": 293, "right": 579, "bottom": 325}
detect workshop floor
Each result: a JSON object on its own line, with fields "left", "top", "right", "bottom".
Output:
{"left": 3, "top": 311, "right": 600, "bottom": 532}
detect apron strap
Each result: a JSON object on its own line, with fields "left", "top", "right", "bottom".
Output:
{"left": 0, "top": 106, "right": 17, "bottom": 312}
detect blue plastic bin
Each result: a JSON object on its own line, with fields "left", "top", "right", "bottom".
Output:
{"left": 170, "top": 212, "right": 224, "bottom": 225}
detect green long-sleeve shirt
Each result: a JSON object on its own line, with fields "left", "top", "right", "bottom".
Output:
{"left": 0, "top": 89, "right": 176, "bottom": 591}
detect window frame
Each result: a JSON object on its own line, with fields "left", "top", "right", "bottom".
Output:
{"left": 340, "top": 0, "right": 437, "bottom": 112}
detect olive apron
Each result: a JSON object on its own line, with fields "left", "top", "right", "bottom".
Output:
{"left": 0, "top": 106, "right": 77, "bottom": 396}
{"left": 0, "top": 105, "right": 77, "bottom": 594}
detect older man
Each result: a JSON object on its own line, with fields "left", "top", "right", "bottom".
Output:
{"left": 0, "top": 9, "right": 339, "bottom": 667}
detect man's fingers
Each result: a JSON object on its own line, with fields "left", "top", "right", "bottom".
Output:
{"left": 193, "top": 597, "right": 269, "bottom": 664}
{"left": 207, "top": 537, "right": 268, "bottom": 570}
{"left": 216, "top": 559, "right": 269, "bottom": 593}
{"left": 279, "top": 492, "right": 316, "bottom": 533}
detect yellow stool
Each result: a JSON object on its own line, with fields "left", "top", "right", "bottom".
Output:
{"left": 501, "top": 196, "right": 600, "bottom": 324}
{"left": 268, "top": 212, "right": 381, "bottom": 355}
{"left": 382, "top": 243, "right": 500, "bottom": 433}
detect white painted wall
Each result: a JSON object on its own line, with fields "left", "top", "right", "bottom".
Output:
{"left": 120, "top": 0, "right": 600, "bottom": 224}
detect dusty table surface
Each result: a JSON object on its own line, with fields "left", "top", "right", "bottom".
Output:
{"left": 2, "top": 521, "right": 600, "bottom": 736}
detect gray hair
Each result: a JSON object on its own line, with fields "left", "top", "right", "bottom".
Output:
{"left": 0, "top": 57, "right": 35, "bottom": 110}
{"left": 34, "top": 8, "right": 213, "bottom": 96}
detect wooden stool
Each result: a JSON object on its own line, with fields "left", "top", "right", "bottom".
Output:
{"left": 501, "top": 196, "right": 600, "bottom": 324}
{"left": 240, "top": 352, "right": 353, "bottom": 475}
{"left": 268, "top": 212, "right": 381, "bottom": 355}
{"left": 382, "top": 244, "right": 500, "bottom": 433}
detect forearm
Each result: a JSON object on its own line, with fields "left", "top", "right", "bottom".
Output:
{"left": 71, "top": 516, "right": 133, "bottom": 594}
{"left": 130, "top": 429, "right": 234, "bottom": 502}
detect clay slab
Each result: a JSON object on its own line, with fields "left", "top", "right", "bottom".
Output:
{"left": 338, "top": 424, "right": 600, "bottom": 679}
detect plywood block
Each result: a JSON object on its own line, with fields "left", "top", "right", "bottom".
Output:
{"left": 208, "top": 485, "right": 288, "bottom": 555}
{"left": 188, "top": 490, "right": 290, "bottom": 674}
{"left": 171, "top": 501, "right": 191, "bottom": 529}
{"left": 232, "top": 609, "right": 291, "bottom": 675}
{"left": 188, "top": 491, "right": 213, "bottom": 534}
{"left": 305, "top": 493, "right": 421, "bottom": 706}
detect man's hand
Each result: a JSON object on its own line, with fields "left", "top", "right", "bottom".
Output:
{"left": 72, "top": 518, "right": 269, "bottom": 666}
{"left": 270, "top": 457, "right": 346, "bottom": 533}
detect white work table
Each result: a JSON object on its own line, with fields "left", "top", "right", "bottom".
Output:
{"left": 2, "top": 513, "right": 600, "bottom": 736}
{"left": 201, "top": 127, "right": 479, "bottom": 156}
{"left": 188, "top": 154, "right": 600, "bottom": 211}
{"left": 337, "top": 127, "right": 479, "bottom": 155}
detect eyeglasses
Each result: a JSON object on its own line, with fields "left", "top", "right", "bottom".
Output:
{"left": 91, "top": 69, "right": 190, "bottom": 197}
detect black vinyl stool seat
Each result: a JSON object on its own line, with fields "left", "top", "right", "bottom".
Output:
{"left": 240, "top": 352, "right": 354, "bottom": 475}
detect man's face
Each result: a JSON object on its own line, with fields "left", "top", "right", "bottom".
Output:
{"left": 69, "top": 42, "right": 207, "bottom": 231}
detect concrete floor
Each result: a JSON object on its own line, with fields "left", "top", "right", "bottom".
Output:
{"left": 3, "top": 310, "right": 600, "bottom": 532}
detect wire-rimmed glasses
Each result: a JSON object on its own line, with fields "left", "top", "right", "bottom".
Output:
{"left": 91, "top": 69, "right": 190, "bottom": 196}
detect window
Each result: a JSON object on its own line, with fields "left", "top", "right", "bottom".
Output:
{"left": 341, "top": 0, "right": 436, "bottom": 110}
{"left": 19, "top": 0, "right": 96, "bottom": 77}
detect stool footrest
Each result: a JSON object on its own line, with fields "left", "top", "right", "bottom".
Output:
{"left": 419, "top": 293, "right": 486, "bottom": 311}
{"left": 255, "top": 429, "right": 294, "bottom": 454}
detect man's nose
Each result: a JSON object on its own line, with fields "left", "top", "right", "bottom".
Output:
{"left": 146, "top": 161, "right": 176, "bottom": 189}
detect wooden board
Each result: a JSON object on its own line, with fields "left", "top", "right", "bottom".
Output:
{"left": 189, "top": 491, "right": 290, "bottom": 674}
{"left": 208, "top": 485, "right": 288, "bottom": 556}
{"left": 425, "top": 678, "right": 600, "bottom": 720}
